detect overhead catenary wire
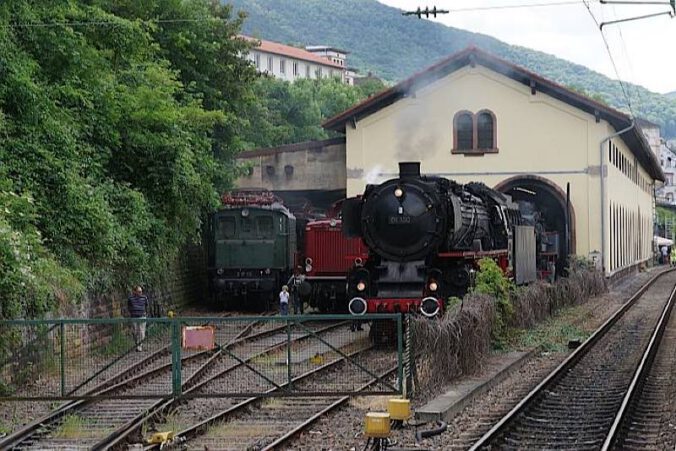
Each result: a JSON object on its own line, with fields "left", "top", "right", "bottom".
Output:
{"left": 582, "top": 0, "right": 636, "bottom": 117}
{"left": 611, "top": 5, "right": 647, "bottom": 114}
{"left": 446, "top": 1, "right": 584, "bottom": 12}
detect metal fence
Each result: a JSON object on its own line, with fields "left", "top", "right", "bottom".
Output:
{"left": 0, "top": 315, "right": 403, "bottom": 400}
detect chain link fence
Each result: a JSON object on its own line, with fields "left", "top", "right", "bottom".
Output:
{"left": 0, "top": 315, "right": 403, "bottom": 401}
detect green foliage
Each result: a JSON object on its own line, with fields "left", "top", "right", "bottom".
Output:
{"left": 0, "top": 1, "right": 253, "bottom": 318}
{"left": 97, "top": 324, "right": 134, "bottom": 357}
{"left": 232, "top": 0, "right": 676, "bottom": 139}
{"left": 472, "top": 258, "right": 514, "bottom": 348}
{"left": 240, "top": 76, "right": 385, "bottom": 149}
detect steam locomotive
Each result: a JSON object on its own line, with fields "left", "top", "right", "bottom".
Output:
{"left": 342, "top": 162, "right": 537, "bottom": 318}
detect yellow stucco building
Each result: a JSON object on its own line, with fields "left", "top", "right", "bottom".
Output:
{"left": 323, "top": 47, "right": 663, "bottom": 277}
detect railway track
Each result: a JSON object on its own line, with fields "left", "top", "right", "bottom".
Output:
{"left": 1, "top": 318, "right": 346, "bottom": 450}
{"left": 470, "top": 269, "right": 676, "bottom": 450}
{"left": 147, "top": 348, "right": 397, "bottom": 450}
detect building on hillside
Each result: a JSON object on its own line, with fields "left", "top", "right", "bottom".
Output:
{"left": 656, "top": 142, "right": 676, "bottom": 205}
{"left": 243, "top": 36, "right": 346, "bottom": 83}
{"left": 637, "top": 118, "right": 662, "bottom": 157}
{"left": 638, "top": 118, "right": 676, "bottom": 206}
{"left": 323, "top": 46, "right": 664, "bottom": 278}
{"left": 353, "top": 71, "right": 383, "bottom": 87}
{"left": 304, "top": 45, "right": 348, "bottom": 68}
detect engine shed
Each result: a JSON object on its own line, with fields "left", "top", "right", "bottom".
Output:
{"left": 323, "top": 47, "right": 664, "bottom": 278}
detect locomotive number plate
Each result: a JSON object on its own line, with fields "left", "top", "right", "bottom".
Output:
{"left": 388, "top": 215, "right": 411, "bottom": 224}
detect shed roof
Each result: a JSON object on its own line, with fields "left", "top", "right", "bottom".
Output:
{"left": 323, "top": 47, "right": 663, "bottom": 181}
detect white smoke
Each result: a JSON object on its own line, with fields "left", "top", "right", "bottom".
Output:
{"left": 394, "top": 94, "right": 439, "bottom": 162}
{"left": 365, "top": 165, "right": 383, "bottom": 185}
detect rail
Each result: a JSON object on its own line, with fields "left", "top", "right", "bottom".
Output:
{"left": 469, "top": 267, "right": 676, "bottom": 450}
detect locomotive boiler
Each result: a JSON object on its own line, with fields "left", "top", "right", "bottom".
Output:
{"left": 342, "top": 162, "right": 530, "bottom": 318}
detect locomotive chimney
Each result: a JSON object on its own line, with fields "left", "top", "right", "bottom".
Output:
{"left": 399, "top": 162, "right": 421, "bottom": 179}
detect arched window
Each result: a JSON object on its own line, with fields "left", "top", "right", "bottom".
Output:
{"left": 452, "top": 110, "right": 498, "bottom": 155}
{"left": 477, "top": 110, "right": 495, "bottom": 149}
{"left": 454, "top": 112, "right": 473, "bottom": 151}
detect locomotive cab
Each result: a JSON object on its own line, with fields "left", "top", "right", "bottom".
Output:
{"left": 208, "top": 191, "right": 296, "bottom": 311}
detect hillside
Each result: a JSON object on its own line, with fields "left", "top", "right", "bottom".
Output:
{"left": 229, "top": 0, "right": 676, "bottom": 138}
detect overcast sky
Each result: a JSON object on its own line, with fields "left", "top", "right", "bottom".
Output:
{"left": 377, "top": 0, "right": 675, "bottom": 94}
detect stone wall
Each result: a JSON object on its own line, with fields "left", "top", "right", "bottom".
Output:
{"left": 236, "top": 137, "right": 346, "bottom": 193}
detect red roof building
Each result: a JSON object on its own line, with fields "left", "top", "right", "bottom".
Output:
{"left": 242, "top": 36, "right": 347, "bottom": 83}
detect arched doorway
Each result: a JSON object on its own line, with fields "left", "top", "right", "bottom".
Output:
{"left": 495, "top": 176, "right": 575, "bottom": 276}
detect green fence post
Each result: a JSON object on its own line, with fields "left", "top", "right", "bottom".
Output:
{"left": 60, "top": 321, "right": 66, "bottom": 397}
{"left": 286, "top": 318, "right": 292, "bottom": 391}
{"left": 397, "top": 315, "right": 404, "bottom": 396}
{"left": 171, "top": 320, "right": 182, "bottom": 397}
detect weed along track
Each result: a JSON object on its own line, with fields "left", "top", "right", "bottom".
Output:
{"left": 470, "top": 269, "right": 676, "bottom": 450}
{"left": 0, "top": 318, "right": 348, "bottom": 450}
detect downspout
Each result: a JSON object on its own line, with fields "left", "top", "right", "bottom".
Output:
{"left": 600, "top": 120, "right": 635, "bottom": 276}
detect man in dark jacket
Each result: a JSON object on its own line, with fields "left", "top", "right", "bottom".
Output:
{"left": 127, "top": 285, "right": 149, "bottom": 351}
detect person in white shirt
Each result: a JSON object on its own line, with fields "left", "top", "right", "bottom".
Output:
{"left": 279, "top": 285, "right": 289, "bottom": 316}
{"left": 287, "top": 267, "right": 306, "bottom": 314}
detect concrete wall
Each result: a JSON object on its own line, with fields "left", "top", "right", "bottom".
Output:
{"left": 236, "top": 138, "right": 346, "bottom": 193}
{"left": 343, "top": 65, "right": 655, "bottom": 275}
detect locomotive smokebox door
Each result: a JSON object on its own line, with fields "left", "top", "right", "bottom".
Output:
{"left": 342, "top": 197, "right": 363, "bottom": 237}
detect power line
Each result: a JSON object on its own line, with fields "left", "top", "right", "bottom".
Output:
{"left": 612, "top": 5, "right": 646, "bottom": 112}
{"left": 582, "top": 0, "right": 636, "bottom": 117}
{"left": 447, "top": 1, "right": 584, "bottom": 12}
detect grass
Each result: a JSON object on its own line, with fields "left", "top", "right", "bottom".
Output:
{"left": 97, "top": 324, "right": 134, "bottom": 357}
{"left": 507, "top": 304, "right": 592, "bottom": 353}
{"left": 53, "top": 414, "right": 102, "bottom": 439}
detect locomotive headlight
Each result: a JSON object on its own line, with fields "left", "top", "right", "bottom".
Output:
{"left": 264, "top": 268, "right": 271, "bottom": 275}
{"left": 394, "top": 187, "right": 404, "bottom": 198}
{"left": 306, "top": 264, "right": 313, "bottom": 273}
{"left": 329, "top": 218, "right": 337, "bottom": 227}
{"left": 357, "top": 281, "right": 367, "bottom": 292}
{"left": 428, "top": 281, "right": 438, "bottom": 292}
{"left": 241, "top": 208, "right": 250, "bottom": 217}
{"left": 216, "top": 268, "right": 224, "bottom": 276}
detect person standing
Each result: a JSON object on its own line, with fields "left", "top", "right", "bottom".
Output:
{"left": 661, "top": 245, "right": 669, "bottom": 265}
{"left": 127, "top": 285, "right": 149, "bottom": 352}
{"left": 279, "top": 285, "right": 290, "bottom": 316}
{"left": 287, "top": 267, "right": 306, "bottom": 315}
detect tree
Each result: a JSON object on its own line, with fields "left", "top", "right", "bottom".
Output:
{"left": 0, "top": 0, "right": 253, "bottom": 318}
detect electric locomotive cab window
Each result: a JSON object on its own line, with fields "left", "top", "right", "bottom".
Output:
{"left": 256, "top": 216, "right": 273, "bottom": 236}
{"left": 217, "top": 217, "right": 236, "bottom": 239}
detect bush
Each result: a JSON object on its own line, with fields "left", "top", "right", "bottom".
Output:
{"left": 409, "top": 258, "right": 607, "bottom": 396}
{"left": 473, "top": 258, "right": 514, "bottom": 349}
{"left": 410, "top": 294, "right": 494, "bottom": 395}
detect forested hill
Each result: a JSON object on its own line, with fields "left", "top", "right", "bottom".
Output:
{"left": 229, "top": 0, "right": 676, "bottom": 138}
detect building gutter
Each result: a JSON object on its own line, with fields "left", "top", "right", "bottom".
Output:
{"left": 600, "top": 120, "right": 635, "bottom": 276}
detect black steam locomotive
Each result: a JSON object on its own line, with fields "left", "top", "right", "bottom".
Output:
{"left": 342, "top": 162, "right": 536, "bottom": 318}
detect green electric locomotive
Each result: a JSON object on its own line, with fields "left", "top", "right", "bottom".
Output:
{"left": 208, "top": 190, "right": 297, "bottom": 310}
